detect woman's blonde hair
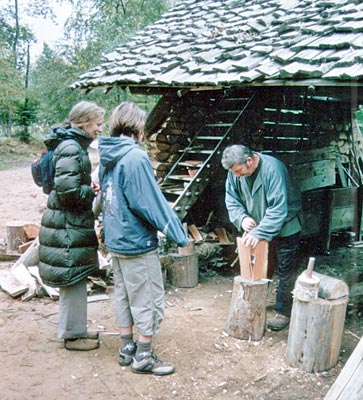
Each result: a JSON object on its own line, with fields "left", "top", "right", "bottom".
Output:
{"left": 69, "top": 101, "right": 105, "bottom": 130}
{"left": 109, "top": 101, "right": 146, "bottom": 138}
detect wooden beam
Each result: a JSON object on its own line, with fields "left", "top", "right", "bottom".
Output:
{"left": 324, "top": 335, "right": 363, "bottom": 399}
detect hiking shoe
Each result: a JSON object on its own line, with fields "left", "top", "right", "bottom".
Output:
{"left": 64, "top": 338, "right": 100, "bottom": 351}
{"left": 119, "top": 342, "right": 137, "bottom": 366}
{"left": 131, "top": 352, "right": 176, "bottom": 376}
{"left": 267, "top": 313, "right": 290, "bottom": 331}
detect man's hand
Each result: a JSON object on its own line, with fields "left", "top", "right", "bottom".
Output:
{"left": 241, "top": 217, "right": 257, "bottom": 232}
{"left": 241, "top": 232, "right": 260, "bottom": 248}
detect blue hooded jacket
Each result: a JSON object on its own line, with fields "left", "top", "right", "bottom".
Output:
{"left": 98, "top": 136, "right": 188, "bottom": 255}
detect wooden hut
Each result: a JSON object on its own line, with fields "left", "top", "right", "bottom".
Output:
{"left": 71, "top": 0, "right": 363, "bottom": 251}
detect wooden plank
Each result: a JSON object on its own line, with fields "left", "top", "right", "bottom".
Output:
{"left": 188, "top": 224, "right": 203, "bottom": 242}
{"left": 0, "top": 269, "right": 28, "bottom": 297}
{"left": 215, "top": 227, "right": 230, "bottom": 244}
{"left": 331, "top": 206, "right": 355, "bottom": 230}
{"left": 27, "top": 266, "right": 59, "bottom": 300}
{"left": 324, "top": 336, "right": 363, "bottom": 400}
{"left": 237, "top": 237, "right": 268, "bottom": 281}
{"left": 278, "top": 146, "right": 335, "bottom": 165}
{"left": 19, "top": 240, "right": 34, "bottom": 254}
{"left": 297, "top": 169, "right": 336, "bottom": 192}
{"left": 11, "top": 263, "right": 37, "bottom": 301}
{"left": 291, "top": 159, "right": 335, "bottom": 179}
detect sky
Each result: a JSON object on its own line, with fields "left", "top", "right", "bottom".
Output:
{"left": 18, "top": 0, "right": 72, "bottom": 61}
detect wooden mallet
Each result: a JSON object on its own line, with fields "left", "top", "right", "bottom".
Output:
{"left": 294, "top": 257, "right": 320, "bottom": 302}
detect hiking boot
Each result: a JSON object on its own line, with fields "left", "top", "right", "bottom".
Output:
{"left": 119, "top": 342, "right": 137, "bottom": 366}
{"left": 64, "top": 338, "right": 100, "bottom": 351}
{"left": 131, "top": 352, "right": 176, "bottom": 376}
{"left": 267, "top": 313, "right": 290, "bottom": 331}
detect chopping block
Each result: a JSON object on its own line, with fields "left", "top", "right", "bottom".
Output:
{"left": 168, "top": 240, "right": 198, "bottom": 288}
{"left": 225, "top": 238, "right": 269, "bottom": 341}
{"left": 286, "top": 266, "right": 349, "bottom": 373}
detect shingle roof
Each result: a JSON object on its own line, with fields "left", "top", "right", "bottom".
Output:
{"left": 71, "top": 0, "right": 363, "bottom": 90}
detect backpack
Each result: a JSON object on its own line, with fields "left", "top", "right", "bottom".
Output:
{"left": 31, "top": 126, "right": 82, "bottom": 194}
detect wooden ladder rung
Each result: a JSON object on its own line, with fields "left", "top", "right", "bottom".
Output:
{"left": 196, "top": 136, "right": 224, "bottom": 140}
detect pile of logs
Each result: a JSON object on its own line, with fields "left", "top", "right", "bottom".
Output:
{"left": 146, "top": 93, "right": 217, "bottom": 179}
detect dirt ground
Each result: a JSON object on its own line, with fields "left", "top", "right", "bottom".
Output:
{"left": 0, "top": 164, "right": 362, "bottom": 400}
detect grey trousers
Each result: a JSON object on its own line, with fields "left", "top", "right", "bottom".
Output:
{"left": 111, "top": 251, "right": 164, "bottom": 337}
{"left": 58, "top": 279, "right": 88, "bottom": 339}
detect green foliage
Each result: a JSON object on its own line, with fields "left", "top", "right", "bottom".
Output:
{"left": 64, "top": 0, "right": 170, "bottom": 57}
{"left": 0, "top": 53, "right": 24, "bottom": 132}
{"left": 196, "top": 243, "right": 228, "bottom": 280}
{"left": 0, "top": 0, "right": 172, "bottom": 137}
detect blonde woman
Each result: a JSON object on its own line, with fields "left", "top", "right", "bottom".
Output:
{"left": 38, "top": 101, "right": 105, "bottom": 351}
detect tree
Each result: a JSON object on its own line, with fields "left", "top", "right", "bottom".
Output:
{"left": 0, "top": 0, "right": 62, "bottom": 140}
{"left": 1, "top": 0, "right": 173, "bottom": 137}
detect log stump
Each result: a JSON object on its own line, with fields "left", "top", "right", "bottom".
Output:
{"left": 225, "top": 276, "right": 268, "bottom": 341}
{"left": 286, "top": 296, "right": 348, "bottom": 372}
{"left": 6, "top": 221, "right": 28, "bottom": 254}
{"left": 168, "top": 253, "right": 199, "bottom": 288}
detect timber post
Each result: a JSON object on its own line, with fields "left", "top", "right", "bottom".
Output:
{"left": 286, "top": 272, "right": 349, "bottom": 372}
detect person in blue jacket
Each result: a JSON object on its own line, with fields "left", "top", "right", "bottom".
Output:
{"left": 221, "top": 144, "right": 302, "bottom": 331}
{"left": 99, "top": 101, "right": 188, "bottom": 376}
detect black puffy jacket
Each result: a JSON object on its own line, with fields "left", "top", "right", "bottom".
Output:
{"left": 38, "top": 127, "right": 99, "bottom": 287}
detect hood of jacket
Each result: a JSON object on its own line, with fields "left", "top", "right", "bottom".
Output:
{"left": 98, "top": 135, "right": 138, "bottom": 172}
{"left": 44, "top": 125, "right": 93, "bottom": 150}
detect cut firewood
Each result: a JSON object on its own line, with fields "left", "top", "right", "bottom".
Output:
{"left": 12, "top": 237, "right": 39, "bottom": 269}
{"left": 188, "top": 224, "right": 203, "bottom": 242}
{"left": 23, "top": 224, "right": 40, "bottom": 240}
{"left": 215, "top": 227, "right": 230, "bottom": 243}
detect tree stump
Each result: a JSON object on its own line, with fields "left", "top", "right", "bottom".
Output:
{"left": 285, "top": 296, "right": 348, "bottom": 372}
{"left": 225, "top": 276, "right": 268, "bottom": 341}
{"left": 6, "top": 221, "right": 28, "bottom": 254}
{"left": 168, "top": 253, "right": 199, "bottom": 288}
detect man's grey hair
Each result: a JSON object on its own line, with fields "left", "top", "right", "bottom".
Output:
{"left": 221, "top": 145, "right": 255, "bottom": 170}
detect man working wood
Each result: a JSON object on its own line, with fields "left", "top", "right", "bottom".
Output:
{"left": 221, "top": 144, "right": 302, "bottom": 331}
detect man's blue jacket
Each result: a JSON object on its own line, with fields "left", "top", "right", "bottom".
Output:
{"left": 225, "top": 153, "right": 302, "bottom": 241}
